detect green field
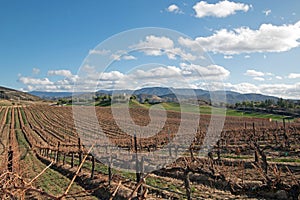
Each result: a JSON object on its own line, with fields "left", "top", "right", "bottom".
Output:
{"left": 70, "top": 99, "right": 292, "bottom": 121}
{"left": 126, "top": 100, "right": 290, "bottom": 121}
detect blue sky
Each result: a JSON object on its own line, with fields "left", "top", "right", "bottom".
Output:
{"left": 0, "top": 0, "right": 300, "bottom": 99}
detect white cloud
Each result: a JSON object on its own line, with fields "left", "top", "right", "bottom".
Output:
{"left": 19, "top": 66, "right": 300, "bottom": 99}
{"left": 131, "top": 35, "right": 198, "bottom": 61}
{"left": 81, "top": 64, "right": 96, "bottom": 73}
{"left": 18, "top": 74, "right": 81, "bottom": 92}
{"left": 118, "top": 64, "right": 230, "bottom": 85}
{"left": 263, "top": 9, "right": 271, "bottom": 16}
{"left": 244, "top": 69, "right": 264, "bottom": 77}
{"left": 167, "top": 4, "right": 183, "bottom": 14}
{"left": 19, "top": 69, "right": 81, "bottom": 92}
{"left": 133, "top": 35, "right": 174, "bottom": 53}
{"left": 253, "top": 77, "right": 265, "bottom": 81}
{"left": 243, "top": 70, "right": 287, "bottom": 82}
{"left": 167, "top": 4, "right": 179, "bottom": 12}
{"left": 122, "top": 55, "right": 137, "bottom": 60}
{"left": 89, "top": 49, "right": 137, "bottom": 61}
{"left": 32, "top": 68, "right": 40, "bottom": 75}
{"left": 244, "top": 70, "right": 276, "bottom": 81}
{"left": 132, "top": 66, "right": 181, "bottom": 79}
{"left": 20, "top": 62, "right": 230, "bottom": 91}
{"left": 110, "top": 64, "right": 230, "bottom": 90}
{"left": 178, "top": 37, "right": 205, "bottom": 53}
{"left": 198, "top": 82, "right": 300, "bottom": 99}
{"left": 193, "top": 0, "right": 250, "bottom": 18}
{"left": 18, "top": 77, "right": 53, "bottom": 86}
{"left": 111, "top": 52, "right": 137, "bottom": 61}
{"left": 288, "top": 73, "right": 300, "bottom": 79}
{"left": 259, "top": 83, "right": 300, "bottom": 99}
{"left": 100, "top": 71, "right": 125, "bottom": 81}
{"left": 224, "top": 55, "right": 233, "bottom": 59}
{"left": 225, "top": 82, "right": 259, "bottom": 94}
{"left": 180, "top": 63, "right": 230, "bottom": 80}
{"left": 188, "top": 20, "right": 300, "bottom": 55}
{"left": 198, "top": 82, "right": 259, "bottom": 94}
{"left": 89, "top": 49, "right": 111, "bottom": 55}
{"left": 48, "top": 69, "right": 73, "bottom": 77}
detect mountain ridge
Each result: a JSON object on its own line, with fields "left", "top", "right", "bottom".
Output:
{"left": 28, "top": 87, "right": 288, "bottom": 104}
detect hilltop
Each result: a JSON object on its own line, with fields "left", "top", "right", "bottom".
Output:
{"left": 0, "top": 86, "right": 41, "bottom": 102}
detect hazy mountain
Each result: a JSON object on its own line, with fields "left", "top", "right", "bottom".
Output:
{"left": 30, "top": 87, "right": 286, "bottom": 104}
{"left": 0, "top": 86, "right": 41, "bottom": 101}
{"left": 29, "top": 91, "right": 73, "bottom": 99}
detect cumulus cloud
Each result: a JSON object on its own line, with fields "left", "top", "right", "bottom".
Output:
{"left": 89, "top": 49, "right": 137, "bottom": 61}
{"left": 48, "top": 70, "right": 73, "bottom": 77}
{"left": 83, "top": 62, "right": 229, "bottom": 90}
{"left": 99, "top": 71, "right": 125, "bottom": 81}
{"left": 132, "top": 35, "right": 174, "bottom": 53}
{"left": 244, "top": 69, "right": 279, "bottom": 81}
{"left": 180, "top": 63, "right": 230, "bottom": 80}
{"left": 111, "top": 53, "right": 137, "bottom": 61}
{"left": 19, "top": 77, "right": 53, "bottom": 85}
{"left": 131, "top": 35, "right": 198, "bottom": 60}
{"left": 178, "top": 37, "right": 205, "bottom": 53}
{"left": 132, "top": 66, "right": 181, "bottom": 79}
{"left": 32, "top": 68, "right": 40, "bottom": 75}
{"left": 18, "top": 66, "right": 300, "bottom": 99}
{"left": 167, "top": 4, "right": 183, "bottom": 14}
{"left": 108, "top": 63, "right": 231, "bottom": 91}
{"left": 259, "top": 83, "right": 300, "bottom": 99}
{"left": 198, "top": 82, "right": 300, "bottom": 99}
{"left": 89, "top": 49, "right": 111, "bottom": 55}
{"left": 223, "top": 82, "right": 259, "bottom": 94}
{"left": 263, "top": 9, "right": 271, "bottom": 16}
{"left": 253, "top": 77, "right": 265, "bottom": 81}
{"left": 193, "top": 0, "right": 250, "bottom": 18}
{"left": 224, "top": 55, "right": 233, "bottom": 59}
{"left": 115, "top": 64, "right": 230, "bottom": 88}
{"left": 183, "top": 20, "right": 300, "bottom": 55}
{"left": 197, "top": 82, "right": 259, "bottom": 94}
{"left": 244, "top": 69, "right": 264, "bottom": 77}
{"left": 288, "top": 73, "right": 300, "bottom": 79}
{"left": 122, "top": 55, "right": 137, "bottom": 60}
{"left": 19, "top": 69, "right": 81, "bottom": 92}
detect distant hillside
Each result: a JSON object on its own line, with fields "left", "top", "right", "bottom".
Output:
{"left": 29, "top": 87, "right": 288, "bottom": 104}
{"left": 0, "top": 86, "right": 41, "bottom": 101}
{"left": 119, "top": 87, "right": 280, "bottom": 105}
{"left": 29, "top": 91, "right": 73, "bottom": 100}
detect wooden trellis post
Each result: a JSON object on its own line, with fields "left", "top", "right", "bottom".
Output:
{"left": 8, "top": 146, "right": 13, "bottom": 172}
{"left": 78, "top": 138, "right": 82, "bottom": 171}
{"left": 108, "top": 156, "right": 112, "bottom": 186}
{"left": 56, "top": 141, "right": 60, "bottom": 163}
{"left": 168, "top": 129, "right": 172, "bottom": 158}
{"left": 71, "top": 152, "right": 74, "bottom": 168}
{"left": 217, "top": 140, "right": 221, "bottom": 160}
{"left": 134, "top": 134, "right": 141, "bottom": 185}
{"left": 63, "top": 153, "right": 66, "bottom": 165}
{"left": 91, "top": 155, "right": 95, "bottom": 179}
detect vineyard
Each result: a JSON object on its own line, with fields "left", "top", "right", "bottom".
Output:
{"left": 1, "top": 104, "right": 300, "bottom": 199}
